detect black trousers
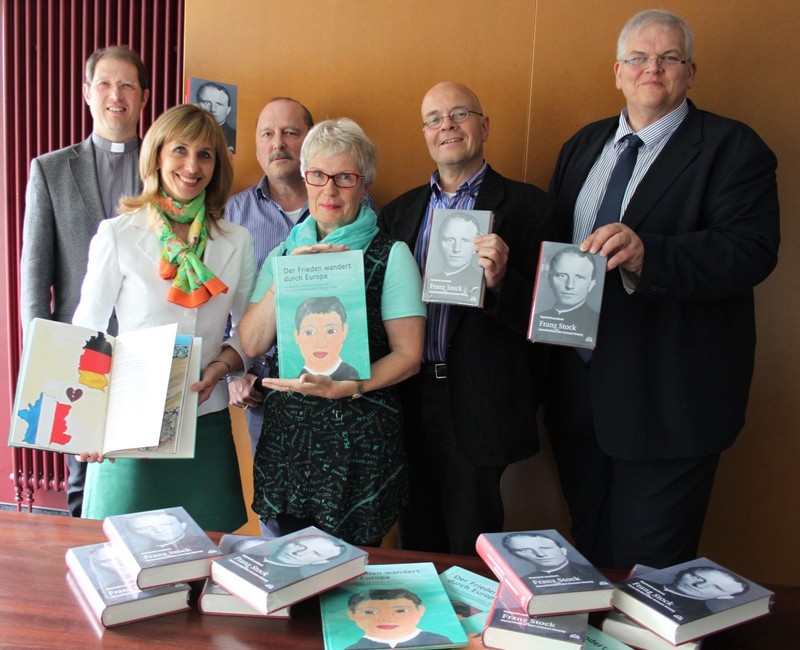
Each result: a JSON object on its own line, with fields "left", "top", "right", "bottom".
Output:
{"left": 545, "top": 348, "right": 720, "bottom": 570}
{"left": 397, "top": 372, "right": 506, "bottom": 555}
{"left": 65, "top": 454, "right": 86, "bottom": 517}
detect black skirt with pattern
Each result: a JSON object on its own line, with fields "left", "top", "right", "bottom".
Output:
{"left": 252, "top": 233, "right": 409, "bottom": 545}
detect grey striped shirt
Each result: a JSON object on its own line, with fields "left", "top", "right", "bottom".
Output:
{"left": 572, "top": 100, "right": 689, "bottom": 244}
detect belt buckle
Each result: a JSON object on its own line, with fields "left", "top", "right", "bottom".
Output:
{"left": 434, "top": 363, "right": 447, "bottom": 380}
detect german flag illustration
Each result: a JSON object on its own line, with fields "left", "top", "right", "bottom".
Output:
{"left": 78, "top": 332, "right": 113, "bottom": 391}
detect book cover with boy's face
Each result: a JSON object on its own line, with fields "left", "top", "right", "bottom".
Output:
{"left": 274, "top": 251, "right": 370, "bottom": 379}
{"left": 321, "top": 563, "right": 468, "bottom": 650}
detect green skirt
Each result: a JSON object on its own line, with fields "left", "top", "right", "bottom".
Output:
{"left": 82, "top": 409, "right": 247, "bottom": 532}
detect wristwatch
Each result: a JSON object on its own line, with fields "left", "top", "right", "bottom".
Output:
{"left": 352, "top": 380, "right": 364, "bottom": 399}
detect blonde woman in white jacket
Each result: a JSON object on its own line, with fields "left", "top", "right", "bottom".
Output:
{"left": 73, "top": 104, "right": 256, "bottom": 532}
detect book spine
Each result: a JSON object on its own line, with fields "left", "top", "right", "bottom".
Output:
{"left": 475, "top": 536, "right": 533, "bottom": 612}
{"left": 527, "top": 240, "right": 548, "bottom": 341}
{"left": 65, "top": 551, "right": 106, "bottom": 621}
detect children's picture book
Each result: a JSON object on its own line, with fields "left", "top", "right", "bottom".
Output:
{"left": 103, "top": 507, "right": 223, "bottom": 589}
{"left": 439, "top": 565, "right": 498, "bottom": 640}
{"left": 186, "top": 76, "right": 238, "bottom": 153}
{"left": 528, "top": 241, "right": 607, "bottom": 350}
{"left": 320, "top": 562, "right": 468, "bottom": 650}
{"left": 210, "top": 526, "right": 368, "bottom": 615}
{"left": 199, "top": 534, "right": 290, "bottom": 618}
{"left": 65, "top": 542, "right": 191, "bottom": 628}
{"left": 9, "top": 319, "right": 200, "bottom": 458}
{"left": 422, "top": 208, "right": 493, "bottom": 307}
{"left": 476, "top": 529, "right": 613, "bottom": 616}
{"left": 611, "top": 557, "right": 774, "bottom": 644}
{"left": 482, "top": 584, "right": 588, "bottom": 650}
{"left": 273, "top": 250, "right": 370, "bottom": 380}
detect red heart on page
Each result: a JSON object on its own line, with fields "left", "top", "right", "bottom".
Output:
{"left": 66, "top": 387, "right": 83, "bottom": 402}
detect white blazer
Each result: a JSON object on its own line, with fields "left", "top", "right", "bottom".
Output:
{"left": 73, "top": 206, "right": 257, "bottom": 416}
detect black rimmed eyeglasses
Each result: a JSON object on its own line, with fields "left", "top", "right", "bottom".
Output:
{"left": 303, "top": 170, "right": 365, "bottom": 188}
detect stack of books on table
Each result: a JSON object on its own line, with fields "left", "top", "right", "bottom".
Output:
{"left": 65, "top": 506, "right": 223, "bottom": 627}
{"left": 66, "top": 508, "right": 369, "bottom": 629}
{"left": 603, "top": 558, "right": 774, "bottom": 648}
{"left": 440, "top": 558, "right": 628, "bottom": 649}
{"left": 198, "top": 533, "right": 292, "bottom": 618}
{"left": 476, "top": 529, "right": 615, "bottom": 649}
{"left": 208, "top": 525, "right": 368, "bottom": 616}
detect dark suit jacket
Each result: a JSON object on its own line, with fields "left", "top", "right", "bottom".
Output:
{"left": 379, "top": 166, "right": 557, "bottom": 465}
{"left": 548, "top": 101, "right": 779, "bottom": 459}
{"left": 221, "top": 121, "right": 236, "bottom": 152}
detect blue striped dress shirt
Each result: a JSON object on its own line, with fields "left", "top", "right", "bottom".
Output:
{"left": 414, "top": 162, "right": 488, "bottom": 363}
{"left": 572, "top": 100, "right": 689, "bottom": 245}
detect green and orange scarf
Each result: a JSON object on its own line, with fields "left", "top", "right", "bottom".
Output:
{"left": 153, "top": 189, "right": 228, "bottom": 308}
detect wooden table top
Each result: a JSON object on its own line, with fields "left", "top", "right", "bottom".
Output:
{"left": 0, "top": 511, "right": 794, "bottom": 649}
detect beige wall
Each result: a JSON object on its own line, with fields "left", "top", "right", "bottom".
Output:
{"left": 186, "top": 0, "right": 800, "bottom": 585}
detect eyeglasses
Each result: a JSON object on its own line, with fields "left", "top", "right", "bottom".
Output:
{"left": 91, "top": 79, "right": 141, "bottom": 93}
{"left": 304, "top": 170, "right": 364, "bottom": 188}
{"left": 423, "top": 109, "right": 483, "bottom": 129}
{"left": 620, "top": 55, "right": 688, "bottom": 68}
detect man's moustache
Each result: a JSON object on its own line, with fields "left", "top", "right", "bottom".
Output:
{"left": 270, "top": 152, "right": 293, "bottom": 162}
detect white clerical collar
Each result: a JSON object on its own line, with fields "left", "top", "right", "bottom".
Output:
{"left": 92, "top": 132, "right": 138, "bottom": 153}
{"left": 554, "top": 301, "right": 587, "bottom": 315}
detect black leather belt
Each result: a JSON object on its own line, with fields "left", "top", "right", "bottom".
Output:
{"left": 421, "top": 363, "right": 447, "bottom": 379}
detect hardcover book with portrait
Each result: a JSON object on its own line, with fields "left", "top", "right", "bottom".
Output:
{"left": 103, "top": 506, "right": 223, "bottom": 589}
{"left": 209, "top": 526, "right": 368, "bottom": 615}
{"left": 601, "top": 564, "right": 702, "bottom": 649}
{"left": 482, "top": 584, "right": 588, "bottom": 650}
{"left": 528, "top": 241, "right": 607, "bottom": 350}
{"left": 185, "top": 76, "right": 238, "bottom": 153}
{"left": 611, "top": 558, "right": 773, "bottom": 645}
{"left": 65, "top": 542, "right": 191, "bottom": 628}
{"left": 273, "top": 250, "right": 370, "bottom": 380}
{"left": 476, "top": 529, "right": 613, "bottom": 616}
{"left": 320, "top": 562, "right": 468, "bottom": 650}
{"left": 9, "top": 319, "right": 200, "bottom": 458}
{"left": 199, "top": 534, "right": 290, "bottom": 618}
{"left": 422, "top": 208, "right": 493, "bottom": 307}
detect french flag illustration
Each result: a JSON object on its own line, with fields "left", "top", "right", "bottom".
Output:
{"left": 18, "top": 393, "right": 72, "bottom": 446}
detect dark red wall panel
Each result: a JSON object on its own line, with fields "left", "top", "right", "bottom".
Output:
{"left": 1, "top": 0, "right": 185, "bottom": 509}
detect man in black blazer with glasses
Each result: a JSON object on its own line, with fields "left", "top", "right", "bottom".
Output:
{"left": 379, "top": 80, "right": 557, "bottom": 555}
{"left": 546, "top": 9, "right": 779, "bottom": 570}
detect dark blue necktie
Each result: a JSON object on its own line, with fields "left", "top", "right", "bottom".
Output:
{"left": 576, "top": 134, "right": 642, "bottom": 366}
{"left": 592, "top": 134, "right": 643, "bottom": 230}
